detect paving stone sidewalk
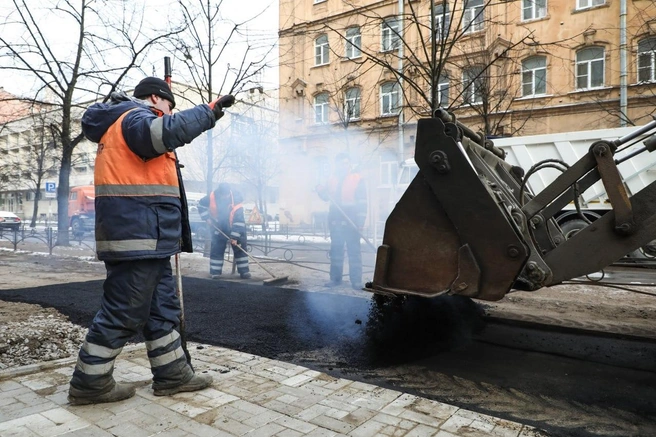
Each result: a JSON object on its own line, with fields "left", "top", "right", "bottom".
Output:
{"left": 0, "top": 343, "right": 541, "bottom": 437}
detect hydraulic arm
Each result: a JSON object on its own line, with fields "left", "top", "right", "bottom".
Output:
{"left": 367, "top": 111, "right": 656, "bottom": 301}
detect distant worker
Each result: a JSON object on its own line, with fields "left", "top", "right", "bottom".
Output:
{"left": 316, "top": 153, "right": 368, "bottom": 290}
{"left": 70, "top": 76, "right": 234, "bottom": 405}
{"left": 198, "top": 182, "right": 251, "bottom": 279}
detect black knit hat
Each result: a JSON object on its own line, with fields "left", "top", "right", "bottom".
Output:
{"left": 133, "top": 77, "right": 176, "bottom": 109}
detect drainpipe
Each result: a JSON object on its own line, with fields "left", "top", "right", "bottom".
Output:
{"left": 398, "top": 0, "right": 405, "bottom": 162}
{"left": 619, "top": 0, "right": 628, "bottom": 126}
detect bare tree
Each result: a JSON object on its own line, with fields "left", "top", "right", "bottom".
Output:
{"left": 229, "top": 96, "right": 279, "bottom": 224}
{"left": 0, "top": 0, "right": 184, "bottom": 244}
{"left": 172, "top": 0, "right": 278, "bottom": 194}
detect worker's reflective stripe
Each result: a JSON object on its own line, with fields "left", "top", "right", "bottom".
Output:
{"left": 96, "top": 239, "right": 158, "bottom": 252}
{"left": 96, "top": 184, "right": 179, "bottom": 197}
{"left": 231, "top": 232, "right": 240, "bottom": 238}
{"left": 149, "top": 117, "right": 168, "bottom": 154}
{"left": 75, "top": 358, "right": 115, "bottom": 375}
{"left": 145, "top": 330, "right": 180, "bottom": 352}
{"left": 82, "top": 341, "right": 122, "bottom": 359}
{"left": 232, "top": 222, "right": 245, "bottom": 227}
{"left": 236, "top": 260, "right": 248, "bottom": 267}
{"left": 149, "top": 346, "right": 185, "bottom": 368}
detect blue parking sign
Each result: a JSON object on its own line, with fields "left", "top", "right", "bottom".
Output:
{"left": 45, "top": 182, "right": 56, "bottom": 198}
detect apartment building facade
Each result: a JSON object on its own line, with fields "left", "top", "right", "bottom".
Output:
{"left": 277, "top": 0, "right": 656, "bottom": 228}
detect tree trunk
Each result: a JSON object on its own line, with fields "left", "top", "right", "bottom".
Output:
{"left": 30, "top": 184, "right": 41, "bottom": 228}
{"left": 56, "top": 152, "right": 72, "bottom": 245}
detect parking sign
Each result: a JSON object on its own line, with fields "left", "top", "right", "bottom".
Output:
{"left": 45, "top": 182, "right": 56, "bottom": 199}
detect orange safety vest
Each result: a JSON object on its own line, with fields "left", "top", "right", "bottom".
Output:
{"left": 209, "top": 191, "right": 243, "bottom": 227}
{"left": 95, "top": 110, "right": 179, "bottom": 197}
{"left": 328, "top": 173, "right": 361, "bottom": 205}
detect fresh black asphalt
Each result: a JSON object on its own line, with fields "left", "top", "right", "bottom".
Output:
{"left": 3, "top": 278, "right": 656, "bottom": 437}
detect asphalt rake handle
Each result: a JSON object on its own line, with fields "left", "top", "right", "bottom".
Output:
{"left": 211, "top": 224, "right": 289, "bottom": 286}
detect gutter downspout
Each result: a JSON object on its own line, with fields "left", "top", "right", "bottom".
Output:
{"left": 398, "top": 0, "right": 405, "bottom": 162}
{"left": 619, "top": 0, "right": 628, "bottom": 126}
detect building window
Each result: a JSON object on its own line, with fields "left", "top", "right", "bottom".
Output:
{"left": 522, "top": 0, "right": 546, "bottom": 20}
{"left": 576, "top": 47, "right": 604, "bottom": 89}
{"left": 438, "top": 75, "right": 450, "bottom": 106}
{"left": 344, "top": 87, "right": 361, "bottom": 120}
{"left": 380, "top": 82, "right": 400, "bottom": 115}
{"left": 463, "top": 0, "right": 484, "bottom": 34}
{"left": 522, "top": 56, "right": 547, "bottom": 96}
{"left": 638, "top": 37, "right": 656, "bottom": 83}
{"left": 379, "top": 160, "right": 399, "bottom": 187}
{"left": 576, "top": 0, "right": 604, "bottom": 9}
{"left": 433, "top": 3, "right": 450, "bottom": 42}
{"left": 381, "top": 17, "right": 400, "bottom": 52}
{"left": 345, "top": 27, "right": 361, "bottom": 59}
{"left": 463, "top": 67, "right": 484, "bottom": 104}
{"left": 315, "top": 34, "right": 329, "bottom": 66}
{"left": 314, "top": 93, "right": 330, "bottom": 123}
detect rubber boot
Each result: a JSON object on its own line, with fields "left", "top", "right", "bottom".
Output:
{"left": 153, "top": 373, "right": 213, "bottom": 396}
{"left": 68, "top": 382, "right": 136, "bottom": 406}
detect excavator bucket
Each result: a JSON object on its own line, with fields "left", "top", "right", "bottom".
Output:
{"left": 369, "top": 116, "right": 530, "bottom": 301}
{"left": 367, "top": 112, "right": 656, "bottom": 301}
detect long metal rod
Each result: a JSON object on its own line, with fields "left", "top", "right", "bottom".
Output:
{"left": 614, "top": 119, "right": 656, "bottom": 146}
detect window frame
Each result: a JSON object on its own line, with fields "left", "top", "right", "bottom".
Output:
{"left": 463, "top": 0, "right": 484, "bottom": 34}
{"left": 437, "top": 76, "right": 450, "bottom": 106}
{"left": 344, "top": 87, "right": 361, "bottom": 121}
{"left": 433, "top": 3, "right": 451, "bottom": 42}
{"left": 314, "top": 93, "right": 330, "bottom": 124}
{"left": 575, "top": 47, "right": 605, "bottom": 90}
{"left": 345, "top": 27, "right": 362, "bottom": 59}
{"left": 314, "top": 34, "right": 329, "bottom": 66}
{"left": 521, "top": 56, "right": 547, "bottom": 97}
{"left": 381, "top": 17, "right": 401, "bottom": 52}
{"left": 522, "top": 0, "right": 547, "bottom": 21}
{"left": 462, "top": 67, "right": 484, "bottom": 104}
{"left": 380, "top": 82, "right": 400, "bottom": 116}
{"left": 638, "top": 37, "right": 656, "bottom": 83}
{"left": 379, "top": 160, "right": 398, "bottom": 188}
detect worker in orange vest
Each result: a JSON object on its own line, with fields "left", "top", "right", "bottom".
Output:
{"left": 69, "top": 76, "right": 233, "bottom": 405}
{"left": 316, "top": 153, "right": 368, "bottom": 290}
{"left": 198, "top": 182, "right": 251, "bottom": 279}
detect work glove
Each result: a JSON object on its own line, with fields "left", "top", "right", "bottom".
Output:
{"left": 208, "top": 95, "right": 235, "bottom": 120}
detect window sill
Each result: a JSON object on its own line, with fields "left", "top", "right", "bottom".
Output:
{"left": 311, "top": 63, "right": 330, "bottom": 69}
{"left": 572, "top": 2, "right": 609, "bottom": 14}
{"left": 342, "top": 56, "right": 363, "bottom": 62}
{"left": 515, "top": 93, "right": 553, "bottom": 101}
{"left": 520, "top": 15, "right": 550, "bottom": 24}
{"left": 461, "top": 29, "right": 485, "bottom": 38}
{"left": 631, "top": 80, "right": 656, "bottom": 86}
{"left": 568, "top": 86, "right": 611, "bottom": 94}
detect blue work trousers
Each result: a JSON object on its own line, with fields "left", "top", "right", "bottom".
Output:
{"left": 70, "top": 258, "right": 193, "bottom": 393}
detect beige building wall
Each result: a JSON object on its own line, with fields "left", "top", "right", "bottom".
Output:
{"left": 278, "top": 0, "right": 656, "bottom": 227}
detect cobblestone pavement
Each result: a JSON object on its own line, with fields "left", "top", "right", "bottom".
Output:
{"left": 0, "top": 343, "right": 543, "bottom": 437}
